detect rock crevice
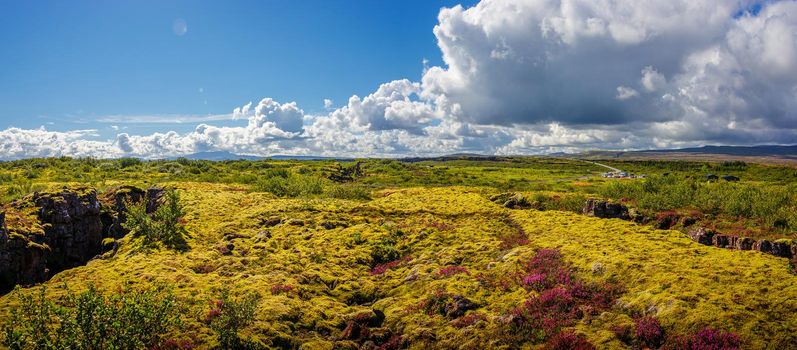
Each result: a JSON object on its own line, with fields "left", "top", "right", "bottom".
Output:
{"left": 0, "top": 186, "right": 162, "bottom": 294}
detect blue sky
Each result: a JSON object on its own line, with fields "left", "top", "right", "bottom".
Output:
{"left": 0, "top": 0, "right": 473, "bottom": 137}
{"left": 0, "top": 1, "right": 794, "bottom": 159}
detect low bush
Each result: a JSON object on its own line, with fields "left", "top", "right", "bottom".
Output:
{"left": 253, "top": 174, "right": 323, "bottom": 198}
{"left": 369, "top": 237, "right": 401, "bottom": 267}
{"left": 599, "top": 176, "right": 797, "bottom": 230}
{"left": 205, "top": 289, "right": 260, "bottom": 349}
{"left": 324, "top": 185, "right": 371, "bottom": 200}
{"left": 502, "top": 249, "right": 622, "bottom": 345}
{"left": 2, "top": 285, "right": 180, "bottom": 350}
{"left": 4, "top": 181, "right": 47, "bottom": 202}
{"left": 635, "top": 316, "right": 665, "bottom": 348}
{"left": 436, "top": 266, "right": 470, "bottom": 278}
{"left": 370, "top": 255, "right": 412, "bottom": 275}
{"left": 118, "top": 157, "right": 142, "bottom": 168}
{"left": 123, "top": 189, "right": 189, "bottom": 251}
{"left": 665, "top": 328, "right": 741, "bottom": 350}
{"left": 543, "top": 331, "right": 595, "bottom": 350}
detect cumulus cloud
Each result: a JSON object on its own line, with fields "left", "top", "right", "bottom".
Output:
{"left": 317, "top": 79, "right": 439, "bottom": 134}
{"left": 421, "top": 0, "right": 797, "bottom": 147}
{"left": 616, "top": 86, "right": 639, "bottom": 100}
{"left": 1, "top": 0, "right": 796, "bottom": 159}
{"left": 0, "top": 127, "right": 118, "bottom": 159}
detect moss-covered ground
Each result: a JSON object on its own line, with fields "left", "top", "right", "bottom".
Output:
{"left": 1, "top": 180, "right": 795, "bottom": 349}
{"left": 0, "top": 157, "right": 795, "bottom": 349}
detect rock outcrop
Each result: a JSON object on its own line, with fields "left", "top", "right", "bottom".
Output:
{"left": 101, "top": 186, "right": 163, "bottom": 239}
{"left": 687, "top": 227, "right": 715, "bottom": 246}
{"left": 0, "top": 211, "right": 49, "bottom": 293}
{"left": 686, "top": 226, "right": 795, "bottom": 260}
{"left": 0, "top": 186, "right": 162, "bottom": 294}
{"left": 490, "top": 193, "right": 532, "bottom": 209}
{"left": 753, "top": 240, "right": 792, "bottom": 258}
{"left": 582, "top": 199, "right": 630, "bottom": 220}
{"left": 32, "top": 189, "right": 103, "bottom": 274}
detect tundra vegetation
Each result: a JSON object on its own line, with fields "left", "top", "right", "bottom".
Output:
{"left": 0, "top": 156, "right": 795, "bottom": 349}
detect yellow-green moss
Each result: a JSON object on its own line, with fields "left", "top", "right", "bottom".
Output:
{"left": 0, "top": 183, "right": 794, "bottom": 349}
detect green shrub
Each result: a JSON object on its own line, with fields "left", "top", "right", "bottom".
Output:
{"left": 545, "top": 194, "right": 588, "bottom": 213}
{"left": 4, "top": 181, "right": 47, "bottom": 202}
{"left": 123, "top": 189, "right": 189, "bottom": 251}
{"left": 253, "top": 174, "right": 323, "bottom": 198}
{"left": 324, "top": 185, "right": 371, "bottom": 200}
{"left": 599, "top": 176, "right": 796, "bottom": 228}
{"left": 2, "top": 285, "right": 180, "bottom": 350}
{"left": 370, "top": 237, "right": 400, "bottom": 266}
{"left": 0, "top": 173, "right": 13, "bottom": 184}
{"left": 206, "top": 289, "right": 260, "bottom": 349}
{"left": 118, "top": 158, "right": 142, "bottom": 169}
{"left": 262, "top": 168, "right": 290, "bottom": 179}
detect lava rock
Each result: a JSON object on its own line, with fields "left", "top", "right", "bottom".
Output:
{"left": 444, "top": 295, "right": 477, "bottom": 318}
{"left": 1, "top": 188, "right": 127, "bottom": 293}
{"left": 582, "top": 199, "right": 630, "bottom": 220}
{"left": 735, "top": 237, "right": 755, "bottom": 250}
{"left": 254, "top": 230, "right": 271, "bottom": 242}
{"left": 261, "top": 216, "right": 282, "bottom": 227}
{"left": 754, "top": 240, "right": 793, "bottom": 258}
{"left": 687, "top": 227, "right": 715, "bottom": 246}
{"left": 654, "top": 213, "right": 680, "bottom": 230}
{"left": 712, "top": 234, "right": 731, "bottom": 248}
{"left": 680, "top": 216, "right": 698, "bottom": 227}
{"left": 490, "top": 193, "right": 531, "bottom": 209}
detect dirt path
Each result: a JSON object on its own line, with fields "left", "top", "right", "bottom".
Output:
{"left": 587, "top": 161, "right": 621, "bottom": 173}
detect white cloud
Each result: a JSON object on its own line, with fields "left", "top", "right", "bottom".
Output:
{"left": 640, "top": 66, "right": 667, "bottom": 92}
{"left": 97, "top": 114, "right": 232, "bottom": 124}
{"left": 318, "top": 79, "right": 438, "bottom": 134}
{"left": 616, "top": 86, "right": 639, "bottom": 100}
{"left": 0, "top": 127, "right": 118, "bottom": 159}
{"left": 323, "top": 99, "right": 333, "bottom": 109}
{"left": 422, "top": 0, "right": 797, "bottom": 145}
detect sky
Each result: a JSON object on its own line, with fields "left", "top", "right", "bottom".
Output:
{"left": 0, "top": 0, "right": 795, "bottom": 159}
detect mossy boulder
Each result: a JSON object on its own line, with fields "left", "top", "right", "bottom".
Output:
{"left": 490, "top": 193, "right": 532, "bottom": 209}
{"left": 687, "top": 227, "right": 715, "bottom": 246}
{"left": 582, "top": 199, "right": 630, "bottom": 220}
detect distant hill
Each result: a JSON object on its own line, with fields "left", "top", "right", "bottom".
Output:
{"left": 399, "top": 153, "right": 504, "bottom": 163}
{"left": 639, "top": 145, "right": 797, "bottom": 156}
{"left": 167, "top": 152, "right": 355, "bottom": 161}
{"left": 268, "top": 155, "right": 353, "bottom": 161}
{"left": 572, "top": 144, "right": 797, "bottom": 164}
{"left": 169, "top": 151, "right": 264, "bottom": 161}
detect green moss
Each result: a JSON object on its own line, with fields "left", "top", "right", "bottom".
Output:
{"left": 25, "top": 241, "right": 50, "bottom": 251}
{"left": 102, "top": 237, "right": 115, "bottom": 247}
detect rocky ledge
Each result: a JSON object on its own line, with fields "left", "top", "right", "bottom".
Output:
{"left": 582, "top": 199, "right": 631, "bottom": 220}
{"left": 687, "top": 226, "right": 795, "bottom": 261}
{"left": 0, "top": 186, "right": 163, "bottom": 294}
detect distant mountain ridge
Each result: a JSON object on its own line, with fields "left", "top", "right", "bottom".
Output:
{"left": 166, "top": 151, "right": 264, "bottom": 161}
{"left": 167, "top": 151, "right": 351, "bottom": 161}
{"left": 4, "top": 145, "right": 794, "bottom": 162}
{"left": 571, "top": 144, "right": 797, "bottom": 164}
{"left": 638, "top": 145, "right": 797, "bottom": 156}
